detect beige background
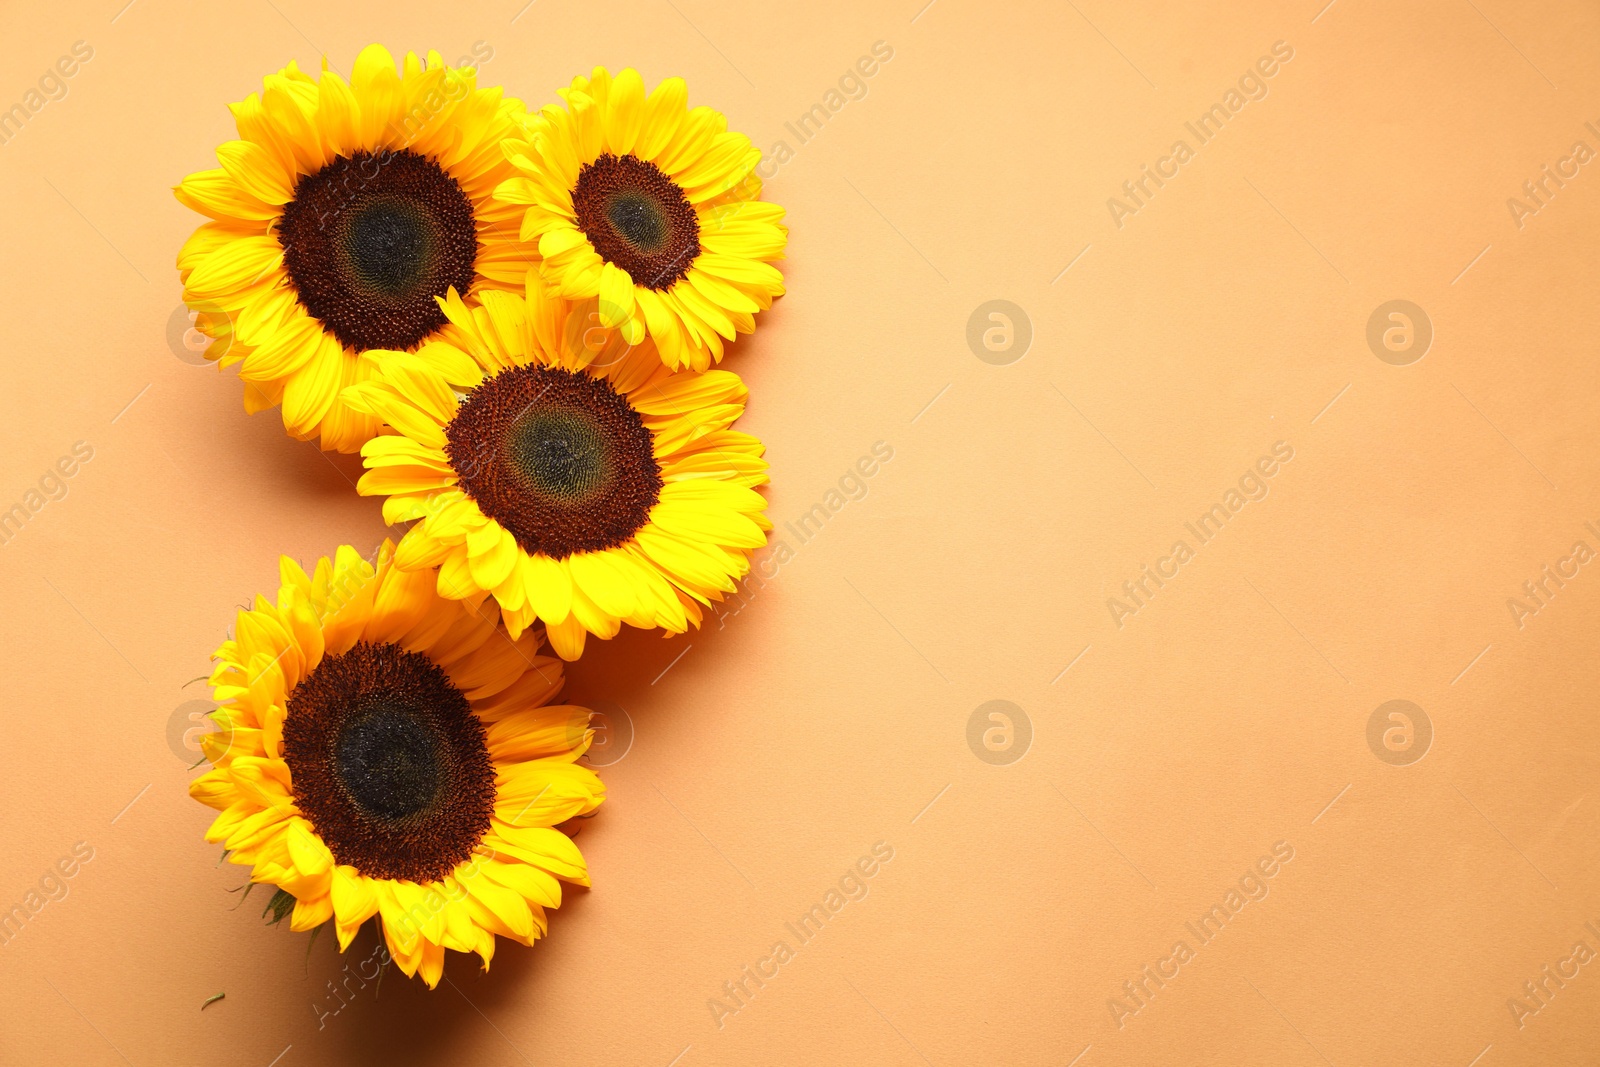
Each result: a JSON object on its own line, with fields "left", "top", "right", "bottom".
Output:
{"left": 1, "top": 0, "right": 1598, "bottom": 1063}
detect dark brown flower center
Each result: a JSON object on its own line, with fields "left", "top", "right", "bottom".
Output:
{"left": 445, "top": 365, "right": 662, "bottom": 559}
{"left": 571, "top": 153, "right": 699, "bottom": 290}
{"left": 277, "top": 149, "right": 478, "bottom": 352}
{"left": 281, "top": 642, "right": 494, "bottom": 883}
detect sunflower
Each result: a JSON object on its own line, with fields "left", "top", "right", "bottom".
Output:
{"left": 174, "top": 45, "right": 533, "bottom": 452}
{"left": 342, "top": 273, "right": 770, "bottom": 661}
{"left": 497, "top": 67, "right": 788, "bottom": 372}
{"left": 188, "top": 540, "right": 603, "bottom": 987}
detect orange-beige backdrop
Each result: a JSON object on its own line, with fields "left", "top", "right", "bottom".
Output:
{"left": 1, "top": 0, "right": 1598, "bottom": 1064}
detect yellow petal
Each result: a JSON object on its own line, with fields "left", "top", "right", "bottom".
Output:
{"left": 460, "top": 863, "right": 534, "bottom": 939}
{"left": 316, "top": 71, "right": 361, "bottom": 159}
{"left": 216, "top": 139, "right": 294, "bottom": 205}
{"left": 174, "top": 168, "right": 279, "bottom": 222}
{"left": 480, "top": 858, "right": 561, "bottom": 908}
{"left": 566, "top": 550, "right": 638, "bottom": 619}
{"left": 330, "top": 866, "right": 379, "bottom": 948}
{"left": 597, "top": 261, "right": 636, "bottom": 326}
{"left": 280, "top": 333, "right": 347, "bottom": 439}
{"left": 184, "top": 237, "right": 285, "bottom": 301}
{"left": 467, "top": 522, "right": 519, "bottom": 590}
{"left": 343, "top": 382, "right": 448, "bottom": 449}
{"left": 290, "top": 892, "right": 335, "bottom": 932}
{"left": 320, "top": 544, "right": 380, "bottom": 653}
{"left": 604, "top": 68, "right": 646, "bottom": 155}
{"left": 352, "top": 44, "right": 402, "bottom": 146}
{"left": 635, "top": 77, "right": 688, "bottom": 161}
{"left": 286, "top": 817, "right": 334, "bottom": 878}
{"left": 544, "top": 612, "right": 587, "bottom": 660}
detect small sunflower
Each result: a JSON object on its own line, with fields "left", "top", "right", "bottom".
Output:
{"left": 175, "top": 45, "right": 533, "bottom": 452}
{"left": 343, "top": 274, "right": 770, "bottom": 661}
{"left": 497, "top": 67, "right": 787, "bottom": 372}
{"left": 189, "top": 540, "right": 602, "bottom": 987}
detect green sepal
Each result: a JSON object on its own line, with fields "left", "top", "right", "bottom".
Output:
{"left": 263, "top": 887, "right": 296, "bottom": 926}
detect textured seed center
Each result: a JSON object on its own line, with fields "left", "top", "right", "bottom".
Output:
{"left": 509, "top": 410, "right": 609, "bottom": 500}
{"left": 278, "top": 149, "right": 478, "bottom": 352}
{"left": 445, "top": 365, "right": 662, "bottom": 559}
{"left": 605, "top": 193, "right": 669, "bottom": 252}
{"left": 281, "top": 642, "right": 494, "bottom": 883}
{"left": 336, "top": 702, "right": 441, "bottom": 820}
{"left": 571, "top": 153, "right": 700, "bottom": 290}
{"left": 346, "top": 202, "right": 430, "bottom": 295}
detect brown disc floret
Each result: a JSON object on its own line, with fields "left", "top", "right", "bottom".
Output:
{"left": 277, "top": 149, "right": 479, "bottom": 352}
{"left": 280, "top": 642, "right": 495, "bottom": 883}
{"left": 571, "top": 152, "right": 700, "bottom": 289}
{"left": 444, "top": 365, "right": 663, "bottom": 559}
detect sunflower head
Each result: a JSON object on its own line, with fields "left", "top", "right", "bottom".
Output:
{"left": 175, "top": 45, "right": 535, "bottom": 453}
{"left": 497, "top": 67, "right": 788, "bottom": 373}
{"left": 189, "top": 540, "right": 602, "bottom": 987}
{"left": 343, "top": 273, "right": 771, "bottom": 660}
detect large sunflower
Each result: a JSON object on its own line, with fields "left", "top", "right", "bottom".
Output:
{"left": 497, "top": 67, "right": 787, "bottom": 372}
{"left": 343, "top": 273, "right": 770, "bottom": 661}
{"left": 189, "top": 540, "right": 602, "bottom": 987}
{"left": 175, "top": 45, "right": 532, "bottom": 452}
